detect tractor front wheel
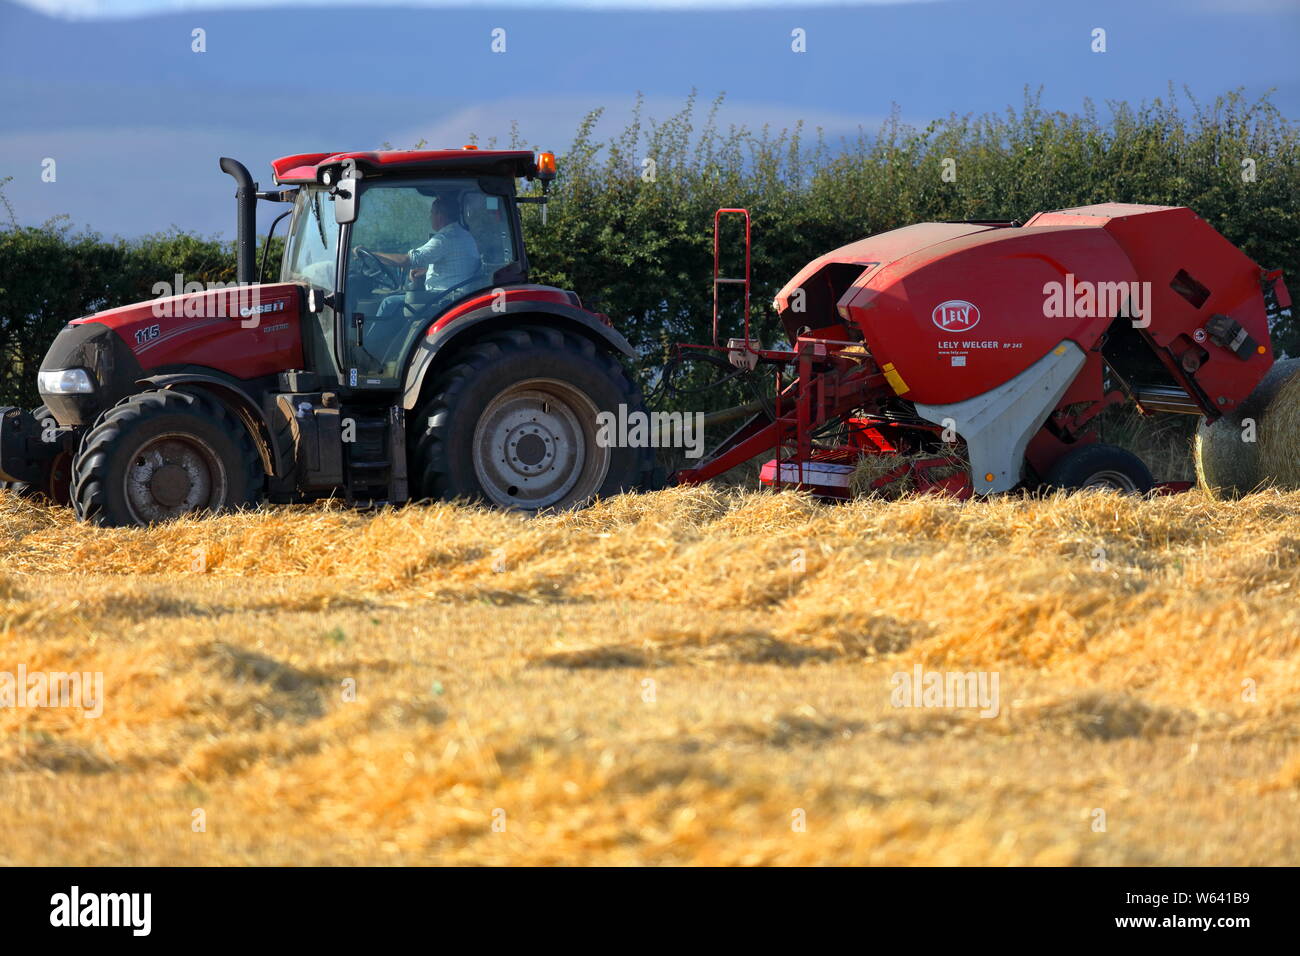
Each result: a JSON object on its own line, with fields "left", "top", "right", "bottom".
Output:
{"left": 412, "top": 326, "right": 654, "bottom": 511}
{"left": 1045, "top": 442, "right": 1154, "bottom": 493}
{"left": 71, "top": 390, "right": 264, "bottom": 527}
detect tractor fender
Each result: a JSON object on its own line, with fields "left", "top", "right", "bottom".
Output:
{"left": 136, "top": 372, "right": 285, "bottom": 477}
{"left": 401, "top": 301, "right": 637, "bottom": 410}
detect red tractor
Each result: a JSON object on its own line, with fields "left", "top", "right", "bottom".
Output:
{"left": 0, "top": 149, "right": 655, "bottom": 525}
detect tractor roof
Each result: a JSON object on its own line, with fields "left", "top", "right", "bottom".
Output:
{"left": 271, "top": 149, "right": 539, "bottom": 185}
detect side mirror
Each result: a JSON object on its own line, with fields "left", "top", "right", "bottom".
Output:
{"left": 332, "top": 175, "right": 358, "bottom": 225}
{"left": 306, "top": 288, "right": 337, "bottom": 314}
{"left": 328, "top": 159, "right": 360, "bottom": 225}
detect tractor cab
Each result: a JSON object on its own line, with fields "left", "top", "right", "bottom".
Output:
{"left": 271, "top": 149, "right": 546, "bottom": 390}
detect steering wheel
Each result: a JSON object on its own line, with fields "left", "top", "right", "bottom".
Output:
{"left": 354, "top": 248, "right": 406, "bottom": 290}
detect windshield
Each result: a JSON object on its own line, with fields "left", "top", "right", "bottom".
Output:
{"left": 282, "top": 187, "right": 339, "bottom": 290}
{"left": 341, "top": 176, "right": 521, "bottom": 381}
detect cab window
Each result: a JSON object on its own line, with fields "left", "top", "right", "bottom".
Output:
{"left": 342, "top": 178, "right": 520, "bottom": 381}
{"left": 282, "top": 188, "right": 338, "bottom": 290}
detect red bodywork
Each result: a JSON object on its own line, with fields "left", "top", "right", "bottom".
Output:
{"left": 429, "top": 286, "right": 595, "bottom": 335}
{"left": 73, "top": 281, "right": 604, "bottom": 385}
{"left": 71, "top": 283, "right": 304, "bottom": 380}
{"left": 775, "top": 205, "right": 1276, "bottom": 411}
{"left": 681, "top": 203, "right": 1291, "bottom": 493}
{"left": 271, "top": 149, "right": 537, "bottom": 184}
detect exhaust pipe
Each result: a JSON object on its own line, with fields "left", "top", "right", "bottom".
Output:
{"left": 219, "top": 157, "right": 257, "bottom": 285}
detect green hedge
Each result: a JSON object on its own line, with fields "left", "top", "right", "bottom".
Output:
{"left": 520, "top": 88, "right": 1300, "bottom": 370}
{"left": 0, "top": 208, "right": 282, "bottom": 407}
{"left": 2, "top": 87, "right": 1296, "bottom": 410}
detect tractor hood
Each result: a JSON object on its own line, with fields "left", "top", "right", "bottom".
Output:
{"left": 39, "top": 282, "right": 304, "bottom": 426}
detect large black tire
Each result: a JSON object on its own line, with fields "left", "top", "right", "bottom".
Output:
{"left": 71, "top": 389, "right": 264, "bottom": 527}
{"left": 0, "top": 405, "right": 72, "bottom": 505}
{"left": 411, "top": 325, "right": 655, "bottom": 511}
{"left": 1045, "top": 442, "right": 1154, "bottom": 493}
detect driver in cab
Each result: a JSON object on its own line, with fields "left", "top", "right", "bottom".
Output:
{"left": 362, "top": 191, "right": 480, "bottom": 319}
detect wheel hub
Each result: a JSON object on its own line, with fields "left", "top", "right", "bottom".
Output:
{"left": 1084, "top": 469, "right": 1139, "bottom": 492}
{"left": 507, "top": 426, "right": 554, "bottom": 475}
{"left": 125, "top": 435, "right": 226, "bottom": 523}
{"left": 472, "top": 380, "right": 611, "bottom": 510}
{"left": 149, "top": 463, "right": 194, "bottom": 507}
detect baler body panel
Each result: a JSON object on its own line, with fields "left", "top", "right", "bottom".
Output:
{"left": 773, "top": 223, "right": 998, "bottom": 339}
{"left": 773, "top": 221, "right": 997, "bottom": 312}
{"left": 708, "top": 202, "right": 1289, "bottom": 498}
{"left": 777, "top": 204, "right": 1276, "bottom": 412}
{"left": 840, "top": 226, "right": 1136, "bottom": 405}
{"left": 1059, "top": 205, "right": 1273, "bottom": 412}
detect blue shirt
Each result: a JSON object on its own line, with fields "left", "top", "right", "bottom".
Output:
{"left": 407, "top": 222, "right": 480, "bottom": 293}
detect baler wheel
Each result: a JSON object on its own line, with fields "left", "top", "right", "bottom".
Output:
{"left": 70, "top": 389, "right": 263, "bottom": 527}
{"left": 1045, "top": 443, "right": 1154, "bottom": 493}
{"left": 411, "top": 325, "right": 655, "bottom": 511}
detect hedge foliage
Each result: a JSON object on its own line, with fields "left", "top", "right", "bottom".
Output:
{"left": 2, "top": 87, "right": 1296, "bottom": 409}
{"left": 0, "top": 204, "right": 282, "bottom": 406}
{"left": 519, "top": 88, "right": 1300, "bottom": 367}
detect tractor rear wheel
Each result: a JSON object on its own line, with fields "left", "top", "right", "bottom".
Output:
{"left": 1045, "top": 442, "right": 1154, "bottom": 493}
{"left": 412, "top": 326, "right": 654, "bottom": 511}
{"left": 0, "top": 405, "right": 72, "bottom": 505}
{"left": 71, "top": 390, "right": 264, "bottom": 527}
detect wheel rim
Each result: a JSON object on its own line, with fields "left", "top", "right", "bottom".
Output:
{"left": 124, "top": 432, "right": 228, "bottom": 524}
{"left": 471, "top": 378, "right": 610, "bottom": 510}
{"left": 1082, "top": 469, "right": 1139, "bottom": 492}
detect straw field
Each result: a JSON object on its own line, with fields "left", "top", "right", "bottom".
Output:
{"left": 1, "top": 485, "right": 1298, "bottom": 865}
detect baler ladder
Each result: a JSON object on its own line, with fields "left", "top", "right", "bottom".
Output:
{"left": 770, "top": 339, "right": 831, "bottom": 490}
{"left": 712, "top": 208, "right": 751, "bottom": 348}
{"left": 676, "top": 212, "right": 885, "bottom": 496}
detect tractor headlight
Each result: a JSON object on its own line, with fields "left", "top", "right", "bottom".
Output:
{"left": 38, "top": 368, "right": 95, "bottom": 394}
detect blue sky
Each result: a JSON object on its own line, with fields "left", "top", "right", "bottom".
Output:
{"left": 2, "top": 0, "right": 1297, "bottom": 237}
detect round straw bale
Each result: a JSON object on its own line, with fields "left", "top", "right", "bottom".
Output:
{"left": 1257, "top": 358, "right": 1300, "bottom": 489}
{"left": 1194, "top": 417, "right": 1260, "bottom": 496}
{"left": 1195, "top": 357, "right": 1300, "bottom": 495}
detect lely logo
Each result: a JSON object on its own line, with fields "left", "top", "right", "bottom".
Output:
{"left": 932, "top": 299, "right": 980, "bottom": 332}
